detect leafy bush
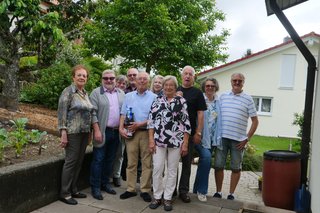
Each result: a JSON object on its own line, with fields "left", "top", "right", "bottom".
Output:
{"left": 21, "top": 57, "right": 111, "bottom": 109}
{"left": 20, "top": 63, "right": 72, "bottom": 109}
{"left": 55, "top": 41, "right": 83, "bottom": 66}
{"left": 242, "top": 153, "right": 263, "bottom": 171}
{"left": 20, "top": 56, "right": 38, "bottom": 68}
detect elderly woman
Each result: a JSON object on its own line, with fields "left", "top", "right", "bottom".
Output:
{"left": 150, "top": 75, "right": 164, "bottom": 96}
{"left": 193, "top": 78, "right": 222, "bottom": 202}
{"left": 116, "top": 75, "right": 128, "bottom": 91}
{"left": 148, "top": 75, "right": 191, "bottom": 211}
{"left": 57, "top": 65, "right": 94, "bottom": 205}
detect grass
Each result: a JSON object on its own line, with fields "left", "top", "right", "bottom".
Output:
{"left": 250, "top": 135, "right": 301, "bottom": 156}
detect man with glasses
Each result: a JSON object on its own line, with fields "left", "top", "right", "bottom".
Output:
{"left": 119, "top": 72, "right": 156, "bottom": 202}
{"left": 125, "top": 68, "right": 139, "bottom": 93}
{"left": 89, "top": 70, "right": 125, "bottom": 200}
{"left": 213, "top": 73, "right": 259, "bottom": 201}
{"left": 120, "top": 67, "right": 142, "bottom": 184}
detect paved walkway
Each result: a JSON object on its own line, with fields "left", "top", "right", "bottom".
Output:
{"left": 33, "top": 164, "right": 293, "bottom": 213}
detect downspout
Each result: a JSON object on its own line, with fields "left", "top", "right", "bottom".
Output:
{"left": 270, "top": 0, "right": 317, "bottom": 186}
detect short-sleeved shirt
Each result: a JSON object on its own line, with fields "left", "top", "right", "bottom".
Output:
{"left": 148, "top": 96, "right": 191, "bottom": 148}
{"left": 220, "top": 91, "right": 257, "bottom": 141}
{"left": 121, "top": 90, "right": 156, "bottom": 123}
{"left": 57, "top": 84, "right": 94, "bottom": 134}
{"left": 177, "top": 86, "right": 207, "bottom": 135}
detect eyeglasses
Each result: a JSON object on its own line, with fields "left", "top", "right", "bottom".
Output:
{"left": 205, "top": 85, "right": 216, "bottom": 88}
{"left": 232, "top": 79, "right": 243, "bottom": 83}
{"left": 102, "top": 77, "right": 115, "bottom": 81}
{"left": 128, "top": 74, "right": 137, "bottom": 77}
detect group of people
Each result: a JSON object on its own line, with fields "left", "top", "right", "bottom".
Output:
{"left": 57, "top": 64, "right": 259, "bottom": 211}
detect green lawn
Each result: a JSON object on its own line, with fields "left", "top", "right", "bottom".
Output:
{"left": 250, "top": 135, "right": 301, "bottom": 156}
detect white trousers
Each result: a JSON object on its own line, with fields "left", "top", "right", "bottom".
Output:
{"left": 152, "top": 146, "right": 181, "bottom": 200}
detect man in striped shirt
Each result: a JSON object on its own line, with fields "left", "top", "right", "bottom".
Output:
{"left": 213, "top": 73, "right": 259, "bottom": 201}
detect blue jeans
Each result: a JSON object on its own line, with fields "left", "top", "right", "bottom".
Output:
{"left": 193, "top": 144, "right": 212, "bottom": 194}
{"left": 90, "top": 128, "right": 119, "bottom": 191}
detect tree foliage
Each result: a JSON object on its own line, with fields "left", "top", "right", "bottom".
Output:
{"left": 85, "top": 0, "right": 229, "bottom": 74}
{"left": 0, "top": 0, "right": 91, "bottom": 110}
{"left": 0, "top": 0, "right": 64, "bottom": 110}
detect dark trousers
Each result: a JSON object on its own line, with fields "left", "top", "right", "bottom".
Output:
{"left": 90, "top": 128, "right": 119, "bottom": 191}
{"left": 60, "top": 133, "right": 89, "bottom": 198}
{"left": 178, "top": 136, "right": 194, "bottom": 194}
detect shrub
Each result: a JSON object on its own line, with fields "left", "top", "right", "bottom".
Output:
{"left": 21, "top": 57, "right": 111, "bottom": 109}
{"left": 20, "top": 56, "right": 38, "bottom": 68}
{"left": 242, "top": 153, "right": 263, "bottom": 171}
{"left": 20, "top": 63, "right": 72, "bottom": 109}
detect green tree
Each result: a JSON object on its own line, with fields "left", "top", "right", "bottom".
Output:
{"left": 0, "top": 0, "right": 64, "bottom": 110}
{"left": 85, "top": 0, "right": 229, "bottom": 74}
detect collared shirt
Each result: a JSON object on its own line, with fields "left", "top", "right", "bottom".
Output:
{"left": 148, "top": 96, "right": 191, "bottom": 148}
{"left": 58, "top": 84, "right": 94, "bottom": 134}
{"left": 104, "top": 87, "right": 120, "bottom": 128}
{"left": 220, "top": 91, "right": 257, "bottom": 141}
{"left": 121, "top": 90, "right": 156, "bottom": 123}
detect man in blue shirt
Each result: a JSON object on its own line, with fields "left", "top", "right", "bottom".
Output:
{"left": 119, "top": 72, "right": 156, "bottom": 202}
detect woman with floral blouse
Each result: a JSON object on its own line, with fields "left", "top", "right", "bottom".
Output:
{"left": 148, "top": 75, "right": 191, "bottom": 211}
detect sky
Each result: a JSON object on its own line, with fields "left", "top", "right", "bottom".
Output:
{"left": 215, "top": 0, "right": 320, "bottom": 62}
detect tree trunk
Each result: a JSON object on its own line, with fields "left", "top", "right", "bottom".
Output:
{"left": 0, "top": 59, "right": 20, "bottom": 111}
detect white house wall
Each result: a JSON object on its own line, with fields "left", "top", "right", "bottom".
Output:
{"left": 200, "top": 43, "right": 319, "bottom": 137}
{"left": 309, "top": 46, "right": 320, "bottom": 213}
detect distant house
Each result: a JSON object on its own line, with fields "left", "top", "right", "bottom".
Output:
{"left": 198, "top": 32, "right": 320, "bottom": 138}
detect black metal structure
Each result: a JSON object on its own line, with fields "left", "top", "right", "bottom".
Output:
{"left": 266, "top": 0, "right": 317, "bottom": 186}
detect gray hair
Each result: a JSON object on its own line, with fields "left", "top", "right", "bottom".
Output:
{"left": 102, "top": 69, "right": 115, "bottom": 77}
{"left": 163, "top": 75, "right": 178, "bottom": 89}
{"left": 116, "top": 74, "right": 128, "bottom": 83}
{"left": 181, "top": 65, "right": 195, "bottom": 76}
{"left": 231, "top": 73, "right": 245, "bottom": 81}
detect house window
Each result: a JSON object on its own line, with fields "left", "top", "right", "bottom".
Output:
{"left": 253, "top": 96, "right": 272, "bottom": 116}
{"left": 279, "top": 54, "right": 296, "bottom": 89}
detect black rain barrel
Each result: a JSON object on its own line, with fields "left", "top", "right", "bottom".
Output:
{"left": 262, "top": 150, "right": 301, "bottom": 210}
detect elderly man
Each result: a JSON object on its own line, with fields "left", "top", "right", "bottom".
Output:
{"left": 213, "top": 73, "right": 258, "bottom": 200}
{"left": 119, "top": 71, "right": 156, "bottom": 202}
{"left": 89, "top": 70, "right": 125, "bottom": 200}
{"left": 120, "top": 67, "right": 142, "bottom": 184}
{"left": 125, "top": 68, "right": 139, "bottom": 93}
{"left": 177, "top": 65, "right": 207, "bottom": 203}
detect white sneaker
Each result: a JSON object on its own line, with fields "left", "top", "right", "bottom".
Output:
{"left": 197, "top": 192, "right": 207, "bottom": 202}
